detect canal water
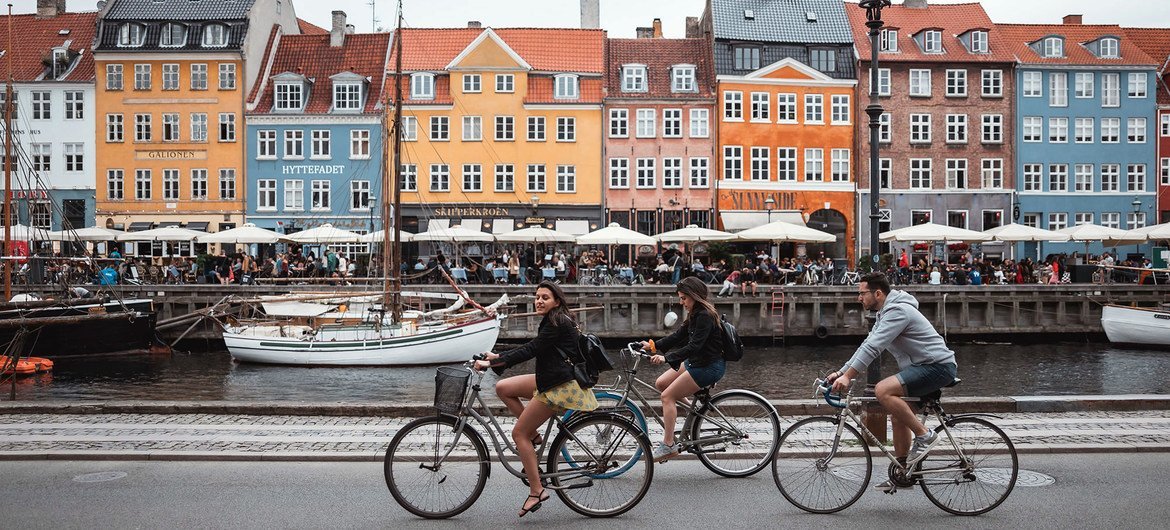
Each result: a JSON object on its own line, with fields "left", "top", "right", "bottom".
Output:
{"left": 7, "top": 342, "right": 1169, "bottom": 401}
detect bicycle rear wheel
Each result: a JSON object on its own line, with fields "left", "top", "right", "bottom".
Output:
{"left": 919, "top": 417, "right": 1018, "bottom": 515}
{"left": 772, "top": 416, "right": 871, "bottom": 514}
{"left": 689, "top": 390, "right": 780, "bottom": 477}
{"left": 562, "top": 391, "right": 648, "bottom": 478}
{"left": 384, "top": 416, "right": 489, "bottom": 519}
{"left": 546, "top": 413, "right": 653, "bottom": 518}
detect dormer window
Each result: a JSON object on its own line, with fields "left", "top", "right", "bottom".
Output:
{"left": 622, "top": 65, "right": 647, "bottom": 92}
{"left": 1099, "top": 37, "right": 1119, "bottom": 58}
{"left": 880, "top": 29, "right": 898, "bottom": 52}
{"left": 554, "top": 74, "right": 579, "bottom": 100}
{"left": 160, "top": 23, "right": 187, "bottom": 47}
{"left": 410, "top": 73, "right": 434, "bottom": 100}
{"left": 274, "top": 82, "right": 304, "bottom": 111}
{"left": 671, "top": 65, "right": 696, "bottom": 92}
{"left": 923, "top": 30, "right": 942, "bottom": 53}
{"left": 202, "top": 24, "right": 228, "bottom": 48}
{"left": 333, "top": 81, "right": 362, "bottom": 111}
{"left": 970, "top": 31, "right": 988, "bottom": 53}
{"left": 1043, "top": 37, "right": 1063, "bottom": 58}
{"left": 118, "top": 23, "right": 146, "bottom": 47}
{"left": 50, "top": 48, "right": 71, "bottom": 78}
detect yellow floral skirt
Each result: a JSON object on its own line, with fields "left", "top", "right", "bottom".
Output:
{"left": 533, "top": 380, "right": 599, "bottom": 414}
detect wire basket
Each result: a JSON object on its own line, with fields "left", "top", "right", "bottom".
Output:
{"left": 433, "top": 366, "right": 472, "bottom": 414}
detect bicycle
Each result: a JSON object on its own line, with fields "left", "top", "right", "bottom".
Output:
{"left": 771, "top": 377, "right": 1018, "bottom": 516}
{"left": 838, "top": 269, "right": 860, "bottom": 286}
{"left": 568, "top": 343, "right": 781, "bottom": 478}
{"left": 385, "top": 356, "right": 654, "bottom": 519}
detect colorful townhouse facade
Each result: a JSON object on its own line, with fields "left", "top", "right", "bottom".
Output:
{"left": 92, "top": 0, "right": 300, "bottom": 255}
{"left": 847, "top": 1, "right": 1016, "bottom": 261}
{"left": 1127, "top": 28, "right": 1170, "bottom": 225}
{"left": 388, "top": 26, "right": 606, "bottom": 242}
{"left": 603, "top": 34, "right": 717, "bottom": 237}
{"left": 702, "top": 0, "right": 857, "bottom": 260}
{"left": 244, "top": 12, "right": 391, "bottom": 249}
{"left": 0, "top": 3, "right": 96, "bottom": 232}
{"left": 1001, "top": 17, "right": 1159, "bottom": 257}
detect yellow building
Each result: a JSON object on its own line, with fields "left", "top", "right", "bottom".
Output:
{"left": 391, "top": 27, "right": 606, "bottom": 239}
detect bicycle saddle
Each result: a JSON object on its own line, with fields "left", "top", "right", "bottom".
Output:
{"left": 917, "top": 378, "right": 960, "bottom": 406}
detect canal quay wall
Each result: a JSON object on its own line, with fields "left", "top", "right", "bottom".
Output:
{"left": 18, "top": 284, "right": 1168, "bottom": 343}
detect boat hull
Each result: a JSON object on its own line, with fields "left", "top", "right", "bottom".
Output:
{"left": 0, "top": 299, "right": 158, "bottom": 357}
{"left": 1102, "top": 305, "right": 1170, "bottom": 347}
{"left": 224, "top": 316, "right": 501, "bottom": 366}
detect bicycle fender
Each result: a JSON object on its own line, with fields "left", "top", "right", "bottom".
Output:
{"left": 944, "top": 413, "right": 1005, "bottom": 425}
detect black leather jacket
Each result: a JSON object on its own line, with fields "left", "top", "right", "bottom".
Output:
{"left": 656, "top": 310, "right": 723, "bottom": 369}
{"left": 492, "top": 314, "right": 581, "bottom": 392}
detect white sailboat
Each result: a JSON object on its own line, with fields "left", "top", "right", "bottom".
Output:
{"left": 1101, "top": 304, "right": 1170, "bottom": 348}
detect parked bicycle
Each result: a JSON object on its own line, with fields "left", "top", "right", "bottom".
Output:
{"left": 772, "top": 377, "right": 1018, "bottom": 516}
{"left": 566, "top": 343, "right": 781, "bottom": 478}
{"left": 385, "top": 355, "right": 655, "bottom": 519}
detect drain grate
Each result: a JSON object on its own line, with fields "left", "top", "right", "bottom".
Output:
{"left": 73, "top": 471, "right": 128, "bottom": 483}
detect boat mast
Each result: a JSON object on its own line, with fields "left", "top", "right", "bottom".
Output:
{"left": 3, "top": 5, "right": 13, "bottom": 303}
{"left": 384, "top": 0, "right": 404, "bottom": 323}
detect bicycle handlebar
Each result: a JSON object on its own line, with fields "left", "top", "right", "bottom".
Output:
{"left": 814, "top": 378, "right": 847, "bottom": 409}
{"left": 625, "top": 343, "right": 654, "bottom": 359}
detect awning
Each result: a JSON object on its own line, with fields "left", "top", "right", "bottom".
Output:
{"left": 491, "top": 218, "right": 514, "bottom": 234}
{"left": 158, "top": 221, "right": 181, "bottom": 228}
{"left": 720, "top": 211, "right": 805, "bottom": 232}
{"left": 127, "top": 221, "right": 153, "bottom": 232}
{"left": 425, "top": 218, "right": 450, "bottom": 232}
{"left": 186, "top": 221, "right": 210, "bottom": 232}
{"left": 556, "top": 219, "right": 591, "bottom": 236}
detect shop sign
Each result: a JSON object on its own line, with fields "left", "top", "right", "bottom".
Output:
{"left": 433, "top": 206, "right": 511, "bottom": 217}
{"left": 524, "top": 216, "right": 545, "bottom": 225}
{"left": 136, "top": 150, "right": 207, "bottom": 160}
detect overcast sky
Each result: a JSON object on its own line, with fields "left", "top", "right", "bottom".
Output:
{"left": 11, "top": 0, "right": 1170, "bottom": 37}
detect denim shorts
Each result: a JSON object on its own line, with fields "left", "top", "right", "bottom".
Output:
{"left": 685, "top": 359, "right": 726, "bottom": 388}
{"left": 896, "top": 362, "right": 958, "bottom": 397}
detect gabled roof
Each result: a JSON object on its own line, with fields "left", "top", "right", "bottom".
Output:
{"left": 390, "top": 28, "right": 605, "bottom": 74}
{"left": 1126, "top": 28, "right": 1170, "bottom": 105}
{"left": 998, "top": 24, "right": 1159, "bottom": 67}
{"left": 742, "top": 57, "right": 855, "bottom": 85}
{"left": 0, "top": 11, "right": 98, "bottom": 82}
{"left": 710, "top": 0, "right": 853, "bottom": 45}
{"left": 251, "top": 33, "right": 392, "bottom": 114}
{"left": 104, "top": 0, "right": 256, "bottom": 20}
{"left": 846, "top": 2, "right": 1014, "bottom": 63}
{"left": 445, "top": 28, "right": 532, "bottom": 71}
{"left": 297, "top": 18, "right": 329, "bottom": 36}
{"left": 606, "top": 38, "right": 715, "bottom": 99}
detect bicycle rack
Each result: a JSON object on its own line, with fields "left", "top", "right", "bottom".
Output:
{"left": 769, "top": 286, "right": 786, "bottom": 345}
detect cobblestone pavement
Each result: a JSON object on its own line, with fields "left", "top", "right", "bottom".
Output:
{"left": 1, "top": 410, "right": 1169, "bottom": 460}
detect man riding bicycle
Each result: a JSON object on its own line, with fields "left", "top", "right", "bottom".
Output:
{"left": 827, "top": 272, "right": 958, "bottom": 493}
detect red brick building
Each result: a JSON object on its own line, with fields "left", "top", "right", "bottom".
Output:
{"left": 1128, "top": 28, "right": 1170, "bottom": 224}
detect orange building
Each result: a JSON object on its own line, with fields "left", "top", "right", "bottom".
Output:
{"left": 716, "top": 58, "right": 857, "bottom": 261}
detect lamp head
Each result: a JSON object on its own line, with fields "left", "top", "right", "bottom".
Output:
{"left": 859, "top": 0, "right": 891, "bottom": 22}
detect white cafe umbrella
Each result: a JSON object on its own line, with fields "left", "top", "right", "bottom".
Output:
{"left": 736, "top": 220, "right": 836, "bottom": 243}
{"left": 1057, "top": 223, "right": 1132, "bottom": 244}
{"left": 47, "top": 226, "right": 126, "bottom": 242}
{"left": 982, "top": 223, "right": 1070, "bottom": 242}
{"left": 879, "top": 222, "right": 989, "bottom": 243}
{"left": 117, "top": 226, "right": 206, "bottom": 242}
{"left": 412, "top": 224, "right": 495, "bottom": 243}
{"left": 3, "top": 224, "right": 51, "bottom": 241}
{"left": 576, "top": 222, "right": 656, "bottom": 246}
{"left": 358, "top": 230, "right": 414, "bottom": 243}
{"left": 196, "top": 223, "right": 289, "bottom": 244}
{"left": 285, "top": 223, "right": 363, "bottom": 243}
{"left": 496, "top": 226, "right": 576, "bottom": 243}
{"left": 1125, "top": 221, "right": 1170, "bottom": 242}
{"left": 655, "top": 224, "right": 736, "bottom": 243}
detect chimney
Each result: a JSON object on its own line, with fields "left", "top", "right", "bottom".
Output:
{"left": 636, "top": 27, "right": 654, "bottom": 39}
{"left": 330, "top": 10, "right": 346, "bottom": 47}
{"left": 37, "top": 0, "right": 66, "bottom": 17}
{"left": 580, "top": 0, "right": 600, "bottom": 29}
{"left": 685, "top": 16, "right": 700, "bottom": 38}
{"left": 1063, "top": 14, "right": 1083, "bottom": 25}
{"left": 652, "top": 18, "right": 663, "bottom": 38}
{"left": 903, "top": 0, "right": 928, "bottom": 8}
{"left": 467, "top": 21, "right": 482, "bottom": 29}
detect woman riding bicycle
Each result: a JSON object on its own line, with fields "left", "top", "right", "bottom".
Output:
{"left": 639, "top": 276, "right": 725, "bottom": 461}
{"left": 474, "top": 280, "right": 597, "bottom": 517}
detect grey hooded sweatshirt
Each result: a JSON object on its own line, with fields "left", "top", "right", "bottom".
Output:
{"left": 839, "top": 290, "right": 956, "bottom": 374}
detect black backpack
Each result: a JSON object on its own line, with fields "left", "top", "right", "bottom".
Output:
{"left": 720, "top": 314, "right": 744, "bottom": 362}
{"left": 579, "top": 333, "right": 614, "bottom": 372}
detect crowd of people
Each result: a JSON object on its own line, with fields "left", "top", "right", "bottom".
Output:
{"left": 888, "top": 249, "right": 1155, "bottom": 286}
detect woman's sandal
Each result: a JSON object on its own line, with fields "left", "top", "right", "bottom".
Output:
{"left": 531, "top": 434, "right": 543, "bottom": 446}
{"left": 518, "top": 489, "right": 549, "bottom": 517}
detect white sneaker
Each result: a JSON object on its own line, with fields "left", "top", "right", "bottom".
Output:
{"left": 907, "top": 431, "right": 938, "bottom": 464}
{"left": 651, "top": 442, "right": 678, "bottom": 461}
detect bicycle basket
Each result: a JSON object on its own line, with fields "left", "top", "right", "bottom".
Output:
{"left": 433, "top": 366, "right": 472, "bottom": 414}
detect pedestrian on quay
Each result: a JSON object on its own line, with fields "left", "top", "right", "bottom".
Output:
{"left": 473, "top": 281, "right": 597, "bottom": 517}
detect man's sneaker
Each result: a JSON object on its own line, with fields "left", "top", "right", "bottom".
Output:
{"left": 873, "top": 480, "right": 897, "bottom": 494}
{"left": 651, "top": 442, "right": 678, "bottom": 461}
{"left": 907, "top": 431, "right": 938, "bottom": 464}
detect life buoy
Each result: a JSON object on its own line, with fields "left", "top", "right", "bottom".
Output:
{"left": 814, "top": 325, "right": 830, "bottom": 339}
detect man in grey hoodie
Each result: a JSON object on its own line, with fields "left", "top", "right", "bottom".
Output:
{"left": 828, "top": 272, "right": 958, "bottom": 492}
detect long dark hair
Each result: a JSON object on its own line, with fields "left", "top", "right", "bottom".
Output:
{"left": 676, "top": 276, "right": 718, "bottom": 325}
{"left": 536, "top": 280, "right": 575, "bottom": 327}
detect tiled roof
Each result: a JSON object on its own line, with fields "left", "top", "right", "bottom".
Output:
{"left": 96, "top": 19, "right": 249, "bottom": 51}
{"left": 0, "top": 11, "right": 98, "bottom": 82}
{"left": 998, "top": 24, "right": 1159, "bottom": 67}
{"left": 387, "top": 75, "right": 453, "bottom": 105}
{"left": 606, "top": 38, "right": 715, "bottom": 100}
{"left": 525, "top": 76, "right": 604, "bottom": 104}
{"left": 846, "top": 3, "right": 1014, "bottom": 63}
{"left": 710, "top": 0, "right": 853, "bottom": 45}
{"left": 104, "top": 0, "right": 256, "bottom": 21}
{"left": 391, "top": 28, "right": 606, "bottom": 74}
{"left": 246, "top": 24, "right": 281, "bottom": 106}
{"left": 297, "top": 18, "right": 329, "bottom": 35}
{"left": 252, "top": 33, "right": 393, "bottom": 114}
{"left": 1125, "top": 28, "right": 1170, "bottom": 105}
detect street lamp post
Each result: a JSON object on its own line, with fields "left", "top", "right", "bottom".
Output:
{"left": 1133, "top": 197, "right": 1143, "bottom": 257}
{"left": 764, "top": 197, "right": 775, "bottom": 260}
{"left": 860, "top": 0, "right": 891, "bottom": 443}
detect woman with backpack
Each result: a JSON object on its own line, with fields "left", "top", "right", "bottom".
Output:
{"left": 639, "top": 276, "right": 725, "bottom": 461}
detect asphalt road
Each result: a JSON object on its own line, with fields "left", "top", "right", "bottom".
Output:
{"left": 2, "top": 453, "right": 1167, "bottom": 529}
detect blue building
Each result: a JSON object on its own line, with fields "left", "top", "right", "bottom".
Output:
{"left": 1002, "top": 19, "right": 1159, "bottom": 258}
{"left": 244, "top": 15, "right": 391, "bottom": 253}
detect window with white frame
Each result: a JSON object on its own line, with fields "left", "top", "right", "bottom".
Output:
{"left": 163, "top": 169, "right": 180, "bottom": 200}
{"left": 203, "top": 23, "right": 228, "bottom": 47}
{"left": 1049, "top": 117, "right": 1068, "bottom": 143}
{"left": 879, "top": 112, "right": 892, "bottom": 143}
{"left": 981, "top": 159, "right": 1003, "bottom": 189}
{"left": 107, "top": 169, "right": 124, "bottom": 199}
{"left": 1101, "top": 117, "right": 1120, "bottom": 143}
{"left": 1100, "top": 37, "right": 1119, "bottom": 58}
{"left": 750, "top": 147, "right": 770, "bottom": 181}
{"left": 946, "top": 159, "right": 968, "bottom": 189}
{"left": 1128, "top": 212, "right": 1146, "bottom": 229}
{"left": 64, "top": 143, "right": 83, "bottom": 172}
{"left": 462, "top": 73, "right": 481, "bottom": 93}
{"left": 556, "top": 165, "right": 576, "bottom": 193}
{"left": 880, "top": 29, "right": 898, "bottom": 52}
{"left": 971, "top": 31, "right": 989, "bottom": 53}
{"left": 1074, "top": 164, "right": 1094, "bottom": 192}
{"left": 135, "top": 169, "right": 151, "bottom": 200}
{"left": 556, "top": 117, "right": 575, "bottom": 141}
{"left": 810, "top": 49, "right": 837, "bottom": 72}
{"left": 946, "top": 114, "right": 968, "bottom": 143}
{"left": 946, "top": 69, "right": 967, "bottom": 97}
{"left": 777, "top": 148, "right": 796, "bottom": 181}
{"left": 947, "top": 210, "right": 969, "bottom": 229}
{"left": 410, "top": 73, "right": 434, "bottom": 99}
{"left": 1048, "top": 212, "right": 1068, "bottom": 230}
{"left": 134, "top": 113, "right": 151, "bottom": 142}
{"left": 118, "top": 23, "right": 146, "bottom": 47}
{"left": 310, "top": 180, "right": 330, "bottom": 210}
{"left": 400, "top": 164, "right": 417, "bottom": 191}
{"left": 663, "top": 109, "right": 682, "bottom": 137}
{"left": 219, "top": 63, "right": 236, "bottom": 90}
{"left": 1102, "top": 73, "right": 1120, "bottom": 106}
{"left": 635, "top": 109, "right": 655, "bottom": 138}
{"left": 1162, "top": 114, "right": 1170, "bottom": 136}
{"left": 1049, "top": 164, "right": 1068, "bottom": 191}
{"left": 912, "top": 210, "right": 933, "bottom": 225}
{"left": 334, "top": 83, "right": 361, "bottom": 110}
{"left": 1021, "top": 213, "right": 1040, "bottom": 228}
{"left": 350, "top": 129, "right": 370, "bottom": 158}
{"left": 1050, "top": 72, "right": 1068, "bottom": 106}
{"left": 554, "top": 75, "right": 578, "bottom": 99}
{"left": 879, "top": 159, "right": 892, "bottom": 189}
{"left": 1130, "top": 73, "right": 1148, "bottom": 98}
{"left": 1101, "top": 212, "right": 1120, "bottom": 229}
{"left": 106, "top": 64, "right": 123, "bottom": 90}
{"left": 923, "top": 30, "right": 942, "bottom": 53}
{"left": 831, "top": 149, "right": 850, "bottom": 182}
{"left": 723, "top": 146, "right": 742, "bottom": 180}
{"left": 311, "top": 130, "right": 331, "bottom": 159}
{"left": 1127, "top": 164, "right": 1146, "bottom": 191}
{"left": 29, "top": 91, "right": 49, "bottom": 120}
{"left": 804, "top": 148, "right": 824, "bottom": 182}
{"left": 219, "top": 168, "right": 236, "bottom": 199}
{"left": 462, "top": 164, "right": 482, "bottom": 192}
{"left": 495, "top": 116, "right": 514, "bottom": 141}
{"left": 1043, "top": 37, "right": 1063, "bottom": 58}
{"left": 1128, "top": 117, "right": 1147, "bottom": 143}
{"left": 909, "top": 69, "right": 931, "bottom": 96}
{"left": 1162, "top": 158, "right": 1170, "bottom": 186}
{"left": 106, "top": 114, "right": 124, "bottom": 142}
{"left": 1101, "top": 164, "right": 1120, "bottom": 191}
{"left": 1022, "top": 164, "right": 1042, "bottom": 191}
{"left": 162, "top": 113, "right": 180, "bottom": 142}
{"left": 877, "top": 68, "right": 891, "bottom": 96}
{"left": 672, "top": 65, "right": 696, "bottom": 92}
{"left": 191, "top": 169, "right": 207, "bottom": 200}
{"left": 526, "top": 164, "right": 545, "bottom": 192}
{"left": 724, "top": 91, "right": 742, "bottom": 120}
{"left": 776, "top": 93, "right": 797, "bottom": 122}
{"left": 609, "top": 158, "right": 629, "bottom": 188}
{"left": 663, "top": 158, "right": 682, "bottom": 188}
{"left": 29, "top": 143, "right": 49, "bottom": 171}
{"left": 910, "top": 113, "right": 931, "bottom": 143}
{"left": 431, "top": 116, "right": 449, "bottom": 141}
{"left": 636, "top": 158, "right": 656, "bottom": 188}
{"left": 257, "top": 179, "right": 276, "bottom": 210}
{"left": 1075, "top": 72, "right": 1094, "bottom": 98}
{"left": 831, "top": 95, "right": 850, "bottom": 124}
{"left": 1075, "top": 117, "right": 1094, "bottom": 143}
{"left": 191, "top": 63, "right": 208, "bottom": 90}
{"left": 1023, "top": 116, "right": 1042, "bottom": 142}
{"left": 981, "top": 114, "right": 1003, "bottom": 143}
{"left": 527, "top": 116, "right": 545, "bottom": 141}
{"left": 401, "top": 116, "right": 417, "bottom": 141}
{"left": 804, "top": 94, "right": 823, "bottom": 123}
{"left": 690, "top": 108, "right": 709, "bottom": 137}
{"left": 609, "top": 109, "right": 628, "bottom": 137}
{"left": 689, "top": 157, "right": 709, "bottom": 188}
{"left": 462, "top": 116, "right": 483, "bottom": 141}
{"left": 495, "top": 164, "right": 514, "bottom": 192}
{"left": 1074, "top": 212, "right": 1094, "bottom": 226}
{"left": 495, "top": 73, "right": 514, "bottom": 93}
{"left": 190, "top": 112, "right": 207, "bottom": 142}
{"left": 734, "top": 46, "right": 760, "bottom": 70}
{"left": 283, "top": 179, "right": 302, "bottom": 210}
{"left": 284, "top": 130, "right": 303, "bottom": 159}
{"left": 910, "top": 159, "right": 932, "bottom": 189}
{"left": 162, "top": 64, "right": 179, "bottom": 90}
{"left": 1023, "top": 71, "right": 1041, "bottom": 97}
{"left": 622, "top": 65, "right": 647, "bottom": 92}
{"left": 750, "top": 92, "right": 769, "bottom": 121}
{"left": 275, "top": 83, "right": 302, "bottom": 110}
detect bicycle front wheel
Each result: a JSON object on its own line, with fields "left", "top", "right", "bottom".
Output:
{"left": 919, "top": 417, "right": 1018, "bottom": 516}
{"left": 689, "top": 390, "right": 780, "bottom": 477}
{"left": 546, "top": 413, "right": 653, "bottom": 518}
{"left": 384, "top": 416, "right": 489, "bottom": 519}
{"left": 772, "top": 416, "right": 871, "bottom": 514}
